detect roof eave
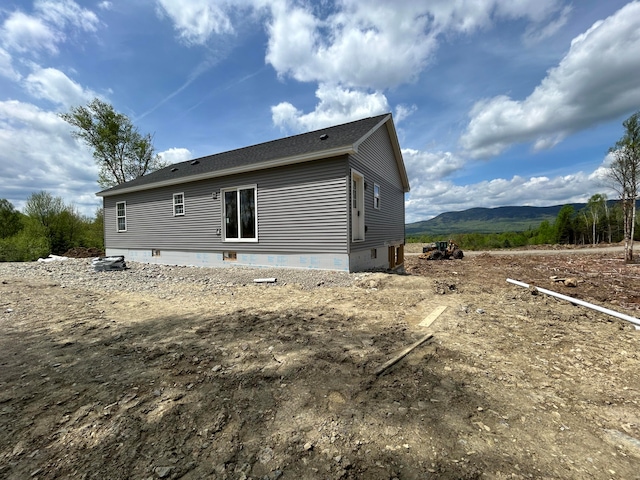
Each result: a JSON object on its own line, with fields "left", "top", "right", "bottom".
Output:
{"left": 97, "top": 145, "right": 356, "bottom": 197}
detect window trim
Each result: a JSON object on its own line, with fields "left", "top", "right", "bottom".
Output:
{"left": 221, "top": 184, "right": 258, "bottom": 242}
{"left": 373, "top": 183, "right": 381, "bottom": 210}
{"left": 173, "top": 192, "right": 185, "bottom": 216}
{"left": 351, "top": 169, "right": 365, "bottom": 242}
{"left": 116, "top": 201, "right": 127, "bottom": 232}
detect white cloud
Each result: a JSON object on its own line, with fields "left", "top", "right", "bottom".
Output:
{"left": 271, "top": 84, "right": 390, "bottom": 133}
{"left": 0, "top": 0, "right": 99, "bottom": 55}
{"left": 461, "top": 1, "right": 640, "bottom": 158}
{"left": 394, "top": 104, "right": 417, "bottom": 124}
{"left": 404, "top": 161, "right": 615, "bottom": 223}
{"left": 0, "top": 11, "right": 59, "bottom": 54}
{"left": 0, "top": 46, "right": 20, "bottom": 81}
{"left": 402, "top": 148, "right": 466, "bottom": 185}
{"left": 35, "top": 0, "right": 99, "bottom": 32}
{"left": 156, "top": 0, "right": 236, "bottom": 45}
{"left": 154, "top": 0, "right": 567, "bottom": 90}
{"left": 0, "top": 100, "right": 99, "bottom": 215}
{"left": 98, "top": 1, "right": 113, "bottom": 10}
{"left": 24, "top": 67, "right": 97, "bottom": 107}
{"left": 158, "top": 147, "right": 193, "bottom": 164}
{"left": 264, "top": 0, "right": 567, "bottom": 90}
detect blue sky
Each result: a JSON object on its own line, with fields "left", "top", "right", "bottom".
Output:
{"left": 1, "top": 0, "right": 639, "bottom": 223}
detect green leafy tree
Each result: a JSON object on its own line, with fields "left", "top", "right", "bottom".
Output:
{"left": 60, "top": 98, "right": 167, "bottom": 189}
{"left": 0, "top": 199, "right": 23, "bottom": 238}
{"left": 24, "top": 191, "right": 84, "bottom": 254}
{"left": 583, "top": 194, "right": 609, "bottom": 245}
{"left": 607, "top": 111, "right": 640, "bottom": 262}
{"left": 554, "top": 205, "right": 575, "bottom": 244}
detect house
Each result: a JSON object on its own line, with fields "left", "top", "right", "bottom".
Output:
{"left": 96, "top": 113, "right": 410, "bottom": 272}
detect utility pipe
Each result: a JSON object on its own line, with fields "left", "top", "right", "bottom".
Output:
{"left": 506, "top": 278, "right": 640, "bottom": 329}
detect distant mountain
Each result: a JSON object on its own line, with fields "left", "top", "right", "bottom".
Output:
{"left": 406, "top": 204, "right": 588, "bottom": 236}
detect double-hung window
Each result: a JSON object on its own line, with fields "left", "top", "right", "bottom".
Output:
{"left": 116, "top": 201, "right": 126, "bottom": 232}
{"left": 222, "top": 186, "right": 257, "bottom": 241}
{"left": 374, "top": 183, "right": 381, "bottom": 210}
{"left": 173, "top": 193, "right": 185, "bottom": 216}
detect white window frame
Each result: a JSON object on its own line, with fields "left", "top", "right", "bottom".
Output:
{"left": 221, "top": 185, "right": 258, "bottom": 242}
{"left": 116, "top": 201, "right": 127, "bottom": 232}
{"left": 173, "top": 192, "right": 185, "bottom": 216}
{"left": 373, "top": 183, "right": 381, "bottom": 210}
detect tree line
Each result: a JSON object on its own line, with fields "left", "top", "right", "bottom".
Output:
{"left": 0, "top": 193, "right": 103, "bottom": 262}
{"left": 410, "top": 110, "right": 640, "bottom": 260}
{"left": 407, "top": 194, "right": 638, "bottom": 250}
{"left": 1, "top": 99, "right": 163, "bottom": 262}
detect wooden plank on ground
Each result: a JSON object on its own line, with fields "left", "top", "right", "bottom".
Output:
{"left": 419, "top": 306, "right": 447, "bottom": 328}
{"left": 374, "top": 333, "right": 434, "bottom": 376}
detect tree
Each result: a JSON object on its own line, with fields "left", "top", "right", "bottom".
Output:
{"left": 24, "top": 191, "right": 83, "bottom": 254}
{"left": 585, "top": 194, "right": 608, "bottom": 245}
{"left": 554, "top": 205, "right": 575, "bottom": 244}
{"left": 0, "top": 199, "right": 22, "bottom": 238}
{"left": 607, "top": 111, "right": 640, "bottom": 262}
{"left": 60, "top": 98, "right": 167, "bottom": 189}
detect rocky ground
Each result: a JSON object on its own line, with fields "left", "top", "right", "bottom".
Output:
{"left": 1, "top": 248, "right": 639, "bottom": 480}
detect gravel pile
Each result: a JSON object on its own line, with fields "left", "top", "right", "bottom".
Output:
{"left": 0, "top": 258, "right": 360, "bottom": 294}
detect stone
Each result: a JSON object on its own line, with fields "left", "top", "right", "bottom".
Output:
{"left": 155, "top": 466, "right": 172, "bottom": 478}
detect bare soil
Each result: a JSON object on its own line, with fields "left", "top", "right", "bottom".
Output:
{"left": 1, "top": 249, "right": 640, "bottom": 480}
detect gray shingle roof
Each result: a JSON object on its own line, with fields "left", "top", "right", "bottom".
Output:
{"left": 97, "top": 113, "right": 398, "bottom": 196}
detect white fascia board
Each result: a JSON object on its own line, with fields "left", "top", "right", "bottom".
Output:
{"left": 97, "top": 145, "right": 355, "bottom": 197}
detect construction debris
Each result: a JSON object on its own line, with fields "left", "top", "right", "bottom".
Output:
{"left": 507, "top": 278, "right": 640, "bottom": 329}
{"left": 92, "top": 256, "right": 127, "bottom": 272}
{"left": 374, "top": 333, "right": 434, "bottom": 376}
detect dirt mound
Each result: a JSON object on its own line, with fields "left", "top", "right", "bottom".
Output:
{"left": 62, "top": 246, "right": 105, "bottom": 258}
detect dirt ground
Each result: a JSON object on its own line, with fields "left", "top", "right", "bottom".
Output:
{"left": 1, "top": 249, "right": 640, "bottom": 479}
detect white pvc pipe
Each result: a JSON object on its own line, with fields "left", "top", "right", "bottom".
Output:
{"left": 506, "top": 278, "right": 640, "bottom": 329}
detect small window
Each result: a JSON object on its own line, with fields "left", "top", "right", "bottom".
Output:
{"left": 222, "top": 186, "right": 257, "bottom": 241}
{"left": 116, "top": 201, "right": 126, "bottom": 232}
{"left": 373, "top": 183, "right": 380, "bottom": 210}
{"left": 223, "top": 251, "right": 237, "bottom": 261}
{"left": 371, "top": 248, "right": 377, "bottom": 259}
{"left": 173, "top": 193, "right": 185, "bottom": 216}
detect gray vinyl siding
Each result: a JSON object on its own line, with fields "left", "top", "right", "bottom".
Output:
{"left": 104, "top": 157, "right": 349, "bottom": 254}
{"left": 349, "top": 125, "right": 405, "bottom": 249}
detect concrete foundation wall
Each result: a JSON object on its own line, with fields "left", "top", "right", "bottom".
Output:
{"left": 106, "top": 248, "right": 351, "bottom": 271}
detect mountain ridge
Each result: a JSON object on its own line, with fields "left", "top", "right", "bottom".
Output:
{"left": 406, "top": 203, "right": 589, "bottom": 235}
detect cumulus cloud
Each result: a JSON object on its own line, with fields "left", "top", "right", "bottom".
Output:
{"left": 271, "top": 84, "right": 390, "bottom": 133}
{"left": 154, "top": 0, "right": 567, "bottom": 91}
{"left": 461, "top": 1, "right": 640, "bottom": 158}
{"left": 156, "top": 0, "right": 237, "bottom": 45}
{"left": 404, "top": 161, "right": 614, "bottom": 223}
{"left": 158, "top": 147, "right": 193, "bottom": 164}
{"left": 0, "top": 0, "right": 99, "bottom": 55}
{"left": 0, "top": 100, "right": 99, "bottom": 215}
{"left": 264, "top": 0, "right": 568, "bottom": 90}
{"left": 24, "top": 67, "right": 97, "bottom": 108}
{"left": 402, "top": 148, "right": 466, "bottom": 185}
{"left": 0, "top": 11, "right": 59, "bottom": 54}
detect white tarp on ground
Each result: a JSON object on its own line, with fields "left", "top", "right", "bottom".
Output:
{"left": 37, "top": 255, "right": 69, "bottom": 263}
